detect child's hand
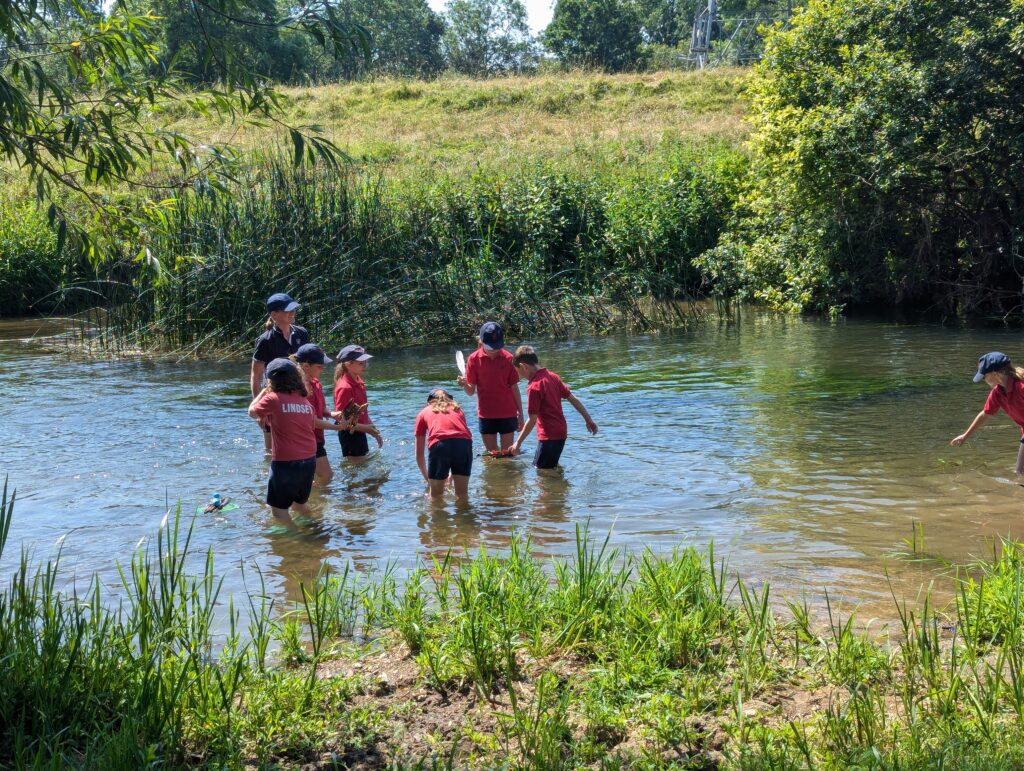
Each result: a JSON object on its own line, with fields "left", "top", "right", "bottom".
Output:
{"left": 510, "top": 444, "right": 521, "bottom": 456}
{"left": 373, "top": 430, "right": 384, "bottom": 448}
{"left": 950, "top": 434, "right": 968, "bottom": 446}
{"left": 456, "top": 375, "right": 467, "bottom": 387}
{"left": 585, "top": 419, "right": 598, "bottom": 435}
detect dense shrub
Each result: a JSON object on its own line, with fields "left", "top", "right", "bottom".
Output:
{"left": 0, "top": 197, "right": 91, "bottom": 316}
{"left": 706, "top": 0, "right": 1024, "bottom": 318}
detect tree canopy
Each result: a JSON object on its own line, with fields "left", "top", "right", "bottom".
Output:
{"left": 543, "top": 0, "right": 644, "bottom": 71}
{"left": 0, "top": 0, "right": 366, "bottom": 259}
{"left": 442, "top": 0, "right": 534, "bottom": 75}
{"left": 702, "top": 0, "right": 1024, "bottom": 318}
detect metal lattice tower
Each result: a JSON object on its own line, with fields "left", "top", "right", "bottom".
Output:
{"left": 686, "top": 0, "right": 792, "bottom": 68}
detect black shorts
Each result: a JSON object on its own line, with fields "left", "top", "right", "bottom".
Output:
{"left": 428, "top": 438, "right": 473, "bottom": 480}
{"left": 533, "top": 439, "right": 566, "bottom": 469}
{"left": 267, "top": 457, "right": 316, "bottom": 509}
{"left": 316, "top": 441, "right": 327, "bottom": 458}
{"left": 338, "top": 431, "right": 369, "bottom": 457}
{"left": 479, "top": 416, "right": 517, "bottom": 436}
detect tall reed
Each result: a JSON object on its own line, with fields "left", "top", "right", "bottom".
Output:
{"left": 80, "top": 145, "right": 745, "bottom": 355}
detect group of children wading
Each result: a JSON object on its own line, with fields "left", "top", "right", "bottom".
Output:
{"left": 247, "top": 292, "right": 598, "bottom": 525}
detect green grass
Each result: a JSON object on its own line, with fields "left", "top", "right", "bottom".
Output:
{"left": 8, "top": 478, "right": 1024, "bottom": 767}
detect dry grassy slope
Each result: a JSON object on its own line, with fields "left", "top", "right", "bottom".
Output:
{"left": 159, "top": 68, "right": 751, "bottom": 177}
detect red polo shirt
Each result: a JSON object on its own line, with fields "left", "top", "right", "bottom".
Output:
{"left": 334, "top": 372, "right": 370, "bottom": 424}
{"left": 414, "top": 406, "right": 473, "bottom": 448}
{"left": 526, "top": 368, "right": 572, "bottom": 441}
{"left": 984, "top": 377, "right": 1024, "bottom": 434}
{"left": 465, "top": 348, "right": 519, "bottom": 418}
{"left": 250, "top": 391, "right": 317, "bottom": 461}
{"left": 306, "top": 377, "right": 326, "bottom": 443}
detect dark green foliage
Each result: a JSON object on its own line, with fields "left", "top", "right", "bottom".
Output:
{"left": 705, "top": 0, "right": 1024, "bottom": 318}
{"left": 153, "top": 0, "right": 309, "bottom": 83}
{"left": 0, "top": 0, "right": 365, "bottom": 263}
{"left": 543, "top": 0, "right": 645, "bottom": 71}
{"left": 0, "top": 200, "right": 84, "bottom": 315}
{"left": 307, "top": 0, "right": 446, "bottom": 80}
{"left": 442, "top": 0, "right": 535, "bottom": 75}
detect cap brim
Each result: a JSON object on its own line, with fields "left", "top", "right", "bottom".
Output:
{"left": 356, "top": 353, "right": 372, "bottom": 361}
{"left": 973, "top": 372, "right": 986, "bottom": 383}
{"left": 284, "top": 302, "right": 300, "bottom": 312}
{"left": 321, "top": 355, "right": 332, "bottom": 364}
{"left": 482, "top": 343, "right": 504, "bottom": 351}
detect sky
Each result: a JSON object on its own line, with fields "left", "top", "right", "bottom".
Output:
{"left": 427, "top": 0, "right": 555, "bottom": 36}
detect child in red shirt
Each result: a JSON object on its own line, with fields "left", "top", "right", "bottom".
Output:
{"left": 456, "top": 321, "right": 523, "bottom": 454}
{"left": 414, "top": 388, "right": 473, "bottom": 500}
{"left": 333, "top": 344, "right": 383, "bottom": 463}
{"left": 510, "top": 345, "right": 597, "bottom": 469}
{"left": 248, "top": 358, "right": 318, "bottom": 525}
{"left": 293, "top": 344, "right": 351, "bottom": 485}
{"left": 951, "top": 351, "right": 1024, "bottom": 473}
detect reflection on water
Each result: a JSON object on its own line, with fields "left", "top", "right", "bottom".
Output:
{"left": 4, "top": 313, "right": 1024, "bottom": 620}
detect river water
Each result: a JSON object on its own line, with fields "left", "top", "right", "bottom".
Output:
{"left": 3, "top": 313, "right": 1024, "bottom": 619}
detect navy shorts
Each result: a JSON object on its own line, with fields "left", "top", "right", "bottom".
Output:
{"left": 479, "top": 416, "right": 518, "bottom": 436}
{"left": 338, "top": 431, "right": 369, "bottom": 457}
{"left": 533, "top": 439, "right": 566, "bottom": 469}
{"left": 316, "top": 441, "right": 327, "bottom": 458}
{"left": 267, "top": 457, "right": 316, "bottom": 509}
{"left": 428, "top": 438, "right": 473, "bottom": 480}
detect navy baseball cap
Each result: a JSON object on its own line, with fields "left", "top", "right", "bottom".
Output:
{"left": 265, "top": 358, "right": 298, "bottom": 378}
{"left": 295, "top": 344, "right": 332, "bottom": 365}
{"left": 338, "top": 344, "right": 372, "bottom": 362}
{"left": 427, "top": 388, "right": 452, "bottom": 402}
{"left": 974, "top": 352, "right": 1011, "bottom": 382}
{"left": 479, "top": 321, "right": 504, "bottom": 351}
{"left": 266, "top": 293, "right": 300, "bottom": 313}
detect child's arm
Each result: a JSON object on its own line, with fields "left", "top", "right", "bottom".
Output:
{"left": 566, "top": 394, "right": 598, "bottom": 434}
{"left": 951, "top": 410, "right": 990, "bottom": 446}
{"left": 415, "top": 435, "right": 429, "bottom": 481}
{"left": 247, "top": 390, "right": 270, "bottom": 420}
{"left": 511, "top": 414, "right": 538, "bottom": 455}
{"left": 512, "top": 383, "right": 524, "bottom": 429}
{"left": 353, "top": 422, "right": 384, "bottom": 447}
{"left": 317, "top": 416, "right": 349, "bottom": 432}
{"left": 456, "top": 375, "right": 476, "bottom": 396}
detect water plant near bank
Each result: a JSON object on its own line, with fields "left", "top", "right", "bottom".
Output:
{"left": 7, "top": 479, "right": 1024, "bottom": 766}
{"left": 81, "top": 144, "right": 744, "bottom": 355}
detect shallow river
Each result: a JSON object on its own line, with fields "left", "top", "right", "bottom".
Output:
{"left": 3, "top": 313, "right": 1024, "bottom": 619}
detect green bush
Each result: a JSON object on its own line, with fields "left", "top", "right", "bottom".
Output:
{"left": 0, "top": 197, "right": 88, "bottom": 316}
{"left": 713, "top": 0, "right": 1024, "bottom": 317}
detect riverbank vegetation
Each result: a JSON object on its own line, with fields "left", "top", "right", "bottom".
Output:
{"left": 3, "top": 0, "right": 1024, "bottom": 348}
{"left": 6, "top": 481, "right": 1024, "bottom": 767}
{"left": 1, "top": 70, "right": 749, "bottom": 353}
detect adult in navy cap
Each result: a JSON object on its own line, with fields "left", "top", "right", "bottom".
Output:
{"left": 951, "top": 351, "right": 1024, "bottom": 474}
{"left": 251, "top": 293, "right": 310, "bottom": 450}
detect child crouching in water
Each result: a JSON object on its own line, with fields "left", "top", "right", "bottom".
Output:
{"left": 292, "top": 344, "right": 350, "bottom": 485}
{"left": 510, "top": 345, "right": 597, "bottom": 469}
{"left": 248, "top": 358, "right": 317, "bottom": 526}
{"left": 415, "top": 388, "right": 473, "bottom": 500}
{"left": 951, "top": 351, "right": 1024, "bottom": 474}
